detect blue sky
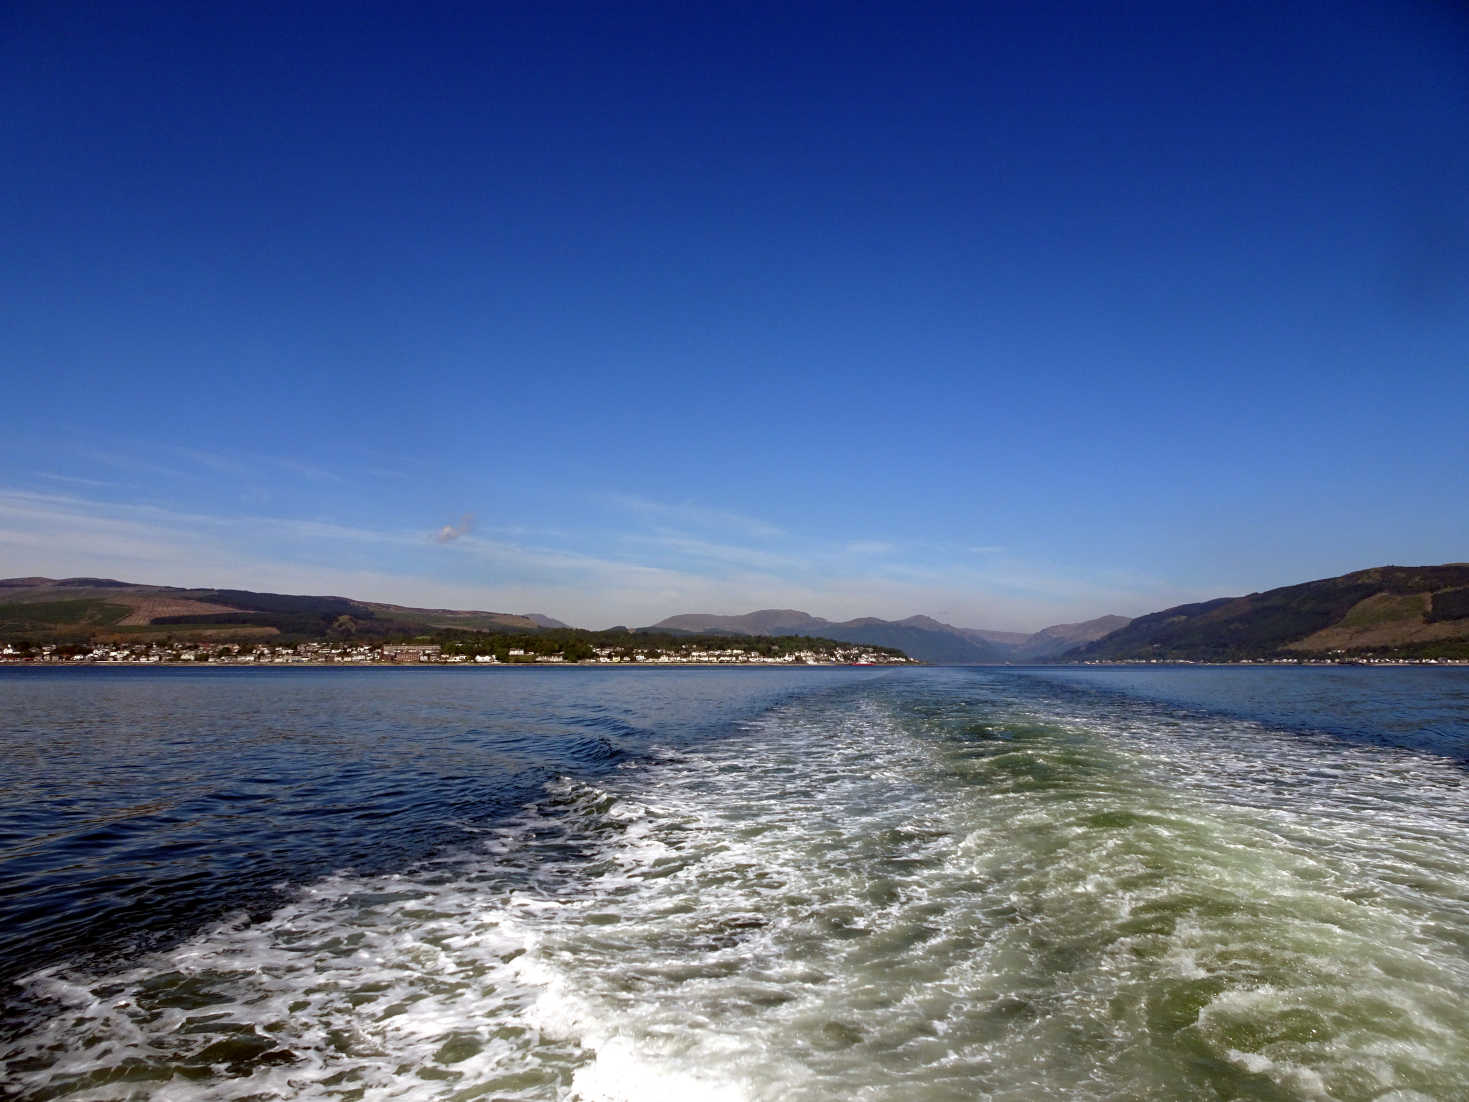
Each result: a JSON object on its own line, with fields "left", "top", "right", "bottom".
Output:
{"left": 3, "top": 1, "right": 1465, "bottom": 630}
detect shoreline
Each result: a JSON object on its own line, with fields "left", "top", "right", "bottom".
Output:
{"left": 0, "top": 660, "right": 915, "bottom": 670}
{"left": 2, "top": 659, "right": 1466, "bottom": 670}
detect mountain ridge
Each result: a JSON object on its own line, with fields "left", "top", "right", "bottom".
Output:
{"left": 644, "top": 609, "right": 1127, "bottom": 664}
{"left": 9, "top": 562, "right": 1465, "bottom": 661}
{"left": 1072, "top": 563, "right": 1469, "bottom": 661}
{"left": 0, "top": 578, "right": 561, "bottom": 639}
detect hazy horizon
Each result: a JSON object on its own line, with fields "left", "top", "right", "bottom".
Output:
{"left": 0, "top": 547, "right": 1153, "bottom": 634}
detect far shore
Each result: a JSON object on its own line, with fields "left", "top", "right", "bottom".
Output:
{"left": 4, "top": 659, "right": 1467, "bottom": 670}
{"left": 0, "top": 660, "right": 916, "bottom": 670}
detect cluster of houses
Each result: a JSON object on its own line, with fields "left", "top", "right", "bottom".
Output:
{"left": 1, "top": 642, "right": 382, "bottom": 665}
{"left": 11, "top": 642, "right": 1451, "bottom": 666}
{"left": 585, "top": 645, "right": 909, "bottom": 664}
{"left": 0, "top": 640, "right": 912, "bottom": 666}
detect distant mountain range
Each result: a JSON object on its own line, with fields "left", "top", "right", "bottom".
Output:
{"left": 645, "top": 563, "right": 1469, "bottom": 662}
{"left": 5, "top": 563, "right": 1467, "bottom": 661}
{"left": 646, "top": 610, "right": 1129, "bottom": 664}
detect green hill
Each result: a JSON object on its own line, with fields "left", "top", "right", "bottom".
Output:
{"left": 0, "top": 578, "right": 553, "bottom": 642}
{"left": 1074, "top": 564, "right": 1469, "bottom": 661}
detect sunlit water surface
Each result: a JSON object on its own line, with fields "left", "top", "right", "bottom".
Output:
{"left": 3, "top": 665, "right": 1468, "bottom": 1100}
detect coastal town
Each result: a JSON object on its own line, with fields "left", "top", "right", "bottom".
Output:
{"left": 0, "top": 639, "right": 916, "bottom": 666}
{"left": 5, "top": 639, "right": 1459, "bottom": 666}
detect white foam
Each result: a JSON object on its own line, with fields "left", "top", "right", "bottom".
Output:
{"left": 1225, "top": 1049, "right": 1332, "bottom": 1098}
{"left": 9, "top": 677, "right": 1469, "bottom": 1100}
{"left": 570, "top": 1037, "right": 751, "bottom": 1102}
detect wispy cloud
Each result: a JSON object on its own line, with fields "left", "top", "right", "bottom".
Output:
{"left": 170, "top": 446, "right": 252, "bottom": 477}
{"left": 432, "top": 513, "right": 476, "bottom": 544}
{"left": 0, "top": 486, "right": 1213, "bottom": 632}
{"left": 35, "top": 472, "right": 119, "bottom": 489}
{"left": 608, "top": 494, "right": 786, "bottom": 540}
{"left": 846, "top": 539, "right": 895, "bottom": 555}
{"left": 437, "top": 530, "right": 686, "bottom": 584}
{"left": 272, "top": 456, "right": 344, "bottom": 483}
{"left": 170, "top": 445, "right": 345, "bottom": 484}
{"left": 81, "top": 448, "right": 195, "bottom": 483}
{"left": 0, "top": 486, "right": 697, "bottom": 598}
{"left": 0, "top": 488, "right": 422, "bottom": 556}
{"left": 79, "top": 444, "right": 344, "bottom": 486}
{"left": 627, "top": 531, "right": 804, "bottom": 573}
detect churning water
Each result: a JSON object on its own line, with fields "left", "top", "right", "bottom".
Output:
{"left": 2, "top": 665, "right": 1468, "bottom": 1100}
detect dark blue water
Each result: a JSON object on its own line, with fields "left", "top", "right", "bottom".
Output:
{"left": 1009, "top": 664, "right": 1469, "bottom": 760}
{"left": 4, "top": 664, "right": 1468, "bottom": 1101}
{"left": 0, "top": 665, "right": 874, "bottom": 986}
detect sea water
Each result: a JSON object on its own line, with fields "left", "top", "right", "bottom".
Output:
{"left": 2, "top": 664, "right": 1467, "bottom": 1100}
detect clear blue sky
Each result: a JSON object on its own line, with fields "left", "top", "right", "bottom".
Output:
{"left": 3, "top": 1, "right": 1465, "bottom": 629}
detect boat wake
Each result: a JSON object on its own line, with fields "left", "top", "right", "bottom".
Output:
{"left": 7, "top": 673, "right": 1469, "bottom": 1100}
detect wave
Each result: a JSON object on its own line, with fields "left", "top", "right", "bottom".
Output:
{"left": 7, "top": 670, "right": 1469, "bottom": 1100}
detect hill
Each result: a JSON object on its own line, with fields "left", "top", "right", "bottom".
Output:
{"left": 1073, "top": 564, "right": 1469, "bottom": 661}
{"left": 1011, "top": 615, "right": 1133, "bottom": 660}
{"left": 654, "top": 609, "right": 829, "bottom": 636}
{"left": 27, "top": 563, "right": 1465, "bottom": 664}
{"left": 645, "top": 609, "right": 1129, "bottom": 664}
{"left": 0, "top": 578, "right": 916, "bottom": 665}
{"left": 647, "top": 609, "right": 1007, "bottom": 663}
{"left": 0, "top": 578, "right": 560, "bottom": 642}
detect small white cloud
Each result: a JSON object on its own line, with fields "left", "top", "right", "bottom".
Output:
{"left": 969, "top": 545, "right": 1005, "bottom": 554}
{"left": 433, "top": 514, "right": 476, "bottom": 544}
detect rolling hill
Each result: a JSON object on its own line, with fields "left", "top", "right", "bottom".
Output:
{"left": 0, "top": 578, "right": 560, "bottom": 641}
{"left": 12, "top": 563, "right": 1462, "bottom": 662}
{"left": 1072, "top": 564, "right": 1469, "bottom": 661}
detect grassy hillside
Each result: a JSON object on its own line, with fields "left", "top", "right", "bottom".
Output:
{"left": 0, "top": 599, "right": 131, "bottom": 632}
{"left": 10, "top": 567, "right": 1464, "bottom": 661}
{"left": 1075, "top": 564, "right": 1469, "bottom": 661}
{"left": 0, "top": 578, "right": 550, "bottom": 643}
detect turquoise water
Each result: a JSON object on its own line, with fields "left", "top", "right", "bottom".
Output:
{"left": 3, "top": 665, "right": 1467, "bottom": 1099}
